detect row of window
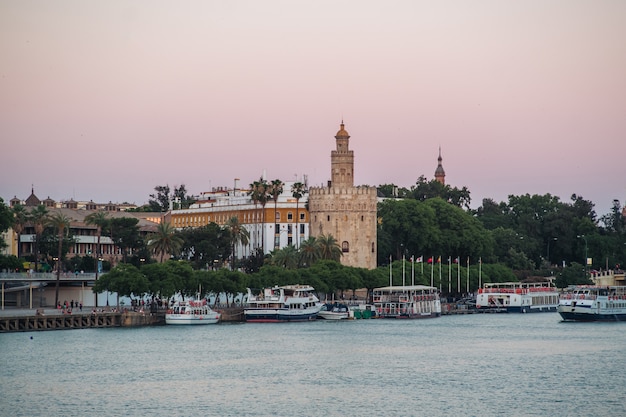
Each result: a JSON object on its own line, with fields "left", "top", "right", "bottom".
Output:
{"left": 172, "top": 211, "right": 307, "bottom": 227}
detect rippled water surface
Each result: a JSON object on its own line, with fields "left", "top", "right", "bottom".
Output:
{"left": 2, "top": 313, "right": 625, "bottom": 417}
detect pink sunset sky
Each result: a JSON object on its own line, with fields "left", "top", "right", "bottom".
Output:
{"left": 1, "top": 1, "right": 625, "bottom": 216}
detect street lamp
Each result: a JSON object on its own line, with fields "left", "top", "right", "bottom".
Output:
{"left": 546, "top": 237, "right": 557, "bottom": 266}
{"left": 577, "top": 235, "right": 588, "bottom": 278}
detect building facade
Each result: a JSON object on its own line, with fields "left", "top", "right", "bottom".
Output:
{"left": 4, "top": 189, "right": 160, "bottom": 265}
{"left": 167, "top": 179, "right": 310, "bottom": 257}
{"left": 308, "top": 123, "right": 377, "bottom": 269}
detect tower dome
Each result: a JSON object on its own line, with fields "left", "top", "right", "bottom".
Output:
{"left": 335, "top": 122, "right": 350, "bottom": 139}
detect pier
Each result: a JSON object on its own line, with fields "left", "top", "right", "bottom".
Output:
{"left": 0, "top": 308, "right": 165, "bottom": 333}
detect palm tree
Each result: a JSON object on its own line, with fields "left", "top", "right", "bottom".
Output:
{"left": 147, "top": 221, "right": 183, "bottom": 262}
{"left": 269, "top": 245, "right": 299, "bottom": 269}
{"left": 85, "top": 211, "right": 109, "bottom": 280}
{"left": 248, "top": 178, "right": 269, "bottom": 253}
{"left": 11, "top": 204, "right": 28, "bottom": 259}
{"left": 226, "top": 216, "right": 250, "bottom": 270}
{"left": 48, "top": 211, "right": 72, "bottom": 307}
{"left": 299, "top": 237, "right": 320, "bottom": 267}
{"left": 29, "top": 205, "right": 49, "bottom": 272}
{"left": 317, "top": 234, "right": 343, "bottom": 262}
{"left": 270, "top": 179, "right": 284, "bottom": 249}
{"left": 291, "top": 181, "right": 306, "bottom": 249}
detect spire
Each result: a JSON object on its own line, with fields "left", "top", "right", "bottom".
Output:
{"left": 434, "top": 146, "right": 445, "bottom": 185}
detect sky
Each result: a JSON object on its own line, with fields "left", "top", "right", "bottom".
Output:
{"left": 1, "top": 0, "right": 625, "bottom": 216}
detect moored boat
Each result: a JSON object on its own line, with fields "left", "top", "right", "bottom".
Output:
{"left": 476, "top": 281, "right": 559, "bottom": 313}
{"left": 244, "top": 285, "right": 322, "bottom": 322}
{"left": 318, "top": 302, "right": 351, "bottom": 320}
{"left": 373, "top": 285, "right": 441, "bottom": 319}
{"left": 558, "top": 285, "right": 626, "bottom": 321}
{"left": 165, "top": 299, "right": 221, "bottom": 325}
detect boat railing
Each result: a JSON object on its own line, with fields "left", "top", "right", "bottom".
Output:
{"left": 560, "top": 293, "right": 597, "bottom": 301}
{"left": 479, "top": 287, "right": 555, "bottom": 294}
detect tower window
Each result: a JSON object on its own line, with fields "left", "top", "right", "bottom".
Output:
{"left": 327, "top": 215, "right": 330, "bottom": 222}
{"left": 342, "top": 241, "right": 349, "bottom": 253}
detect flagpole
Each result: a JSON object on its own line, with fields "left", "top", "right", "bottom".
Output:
{"left": 421, "top": 255, "right": 424, "bottom": 275}
{"left": 389, "top": 255, "right": 392, "bottom": 287}
{"left": 411, "top": 255, "right": 415, "bottom": 286}
{"left": 402, "top": 254, "right": 406, "bottom": 287}
{"left": 466, "top": 256, "right": 470, "bottom": 293}
{"left": 438, "top": 257, "right": 442, "bottom": 291}
{"left": 430, "top": 256, "right": 434, "bottom": 289}
{"left": 479, "top": 257, "right": 482, "bottom": 289}
{"left": 448, "top": 257, "right": 451, "bottom": 293}
{"left": 457, "top": 257, "right": 461, "bottom": 295}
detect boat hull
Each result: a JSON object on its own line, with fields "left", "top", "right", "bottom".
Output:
{"left": 317, "top": 311, "right": 350, "bottom": 320}
{"left": 558, "top": 306, "right": 626, "bottom": 322}
{"left": 378, "top": 312, "right": 441, "bottom": 319}
{"left": 165, "top": 314, "right": 220, "bottom": 325}
{"left": 244, "top": 308, "right": 320, "bottom": 323}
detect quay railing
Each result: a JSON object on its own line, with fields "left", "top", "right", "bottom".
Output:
{"left": 0, "top": 272, "right": 100, "bottom": 281}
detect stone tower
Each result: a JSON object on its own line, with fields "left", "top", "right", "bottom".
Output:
{"left": 434, "top": 147, "right": 446, "bottom": 185}
{"left": 308, "top": 122, "right": 378, "bottom": 269}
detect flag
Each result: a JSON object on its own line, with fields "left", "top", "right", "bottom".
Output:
{"left": 437, "top": 256, "right": 441, "bottom": 263}
{"left": 416, "top": 256, "right": 423, "bottom": 263}
{"left": 453, "top": 256, "right": 460, "bottom": 264}
{"left": 427, "top": 257, "right": 433, "bottom": 264}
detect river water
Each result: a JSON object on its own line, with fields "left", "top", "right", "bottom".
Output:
{"left": 2, "top": 313, "right": 625, "bottom": 417}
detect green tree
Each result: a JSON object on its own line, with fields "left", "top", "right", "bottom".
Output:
{"left": 377, "top": 198, "right": 438, "bottom": 261}
{"left": 269, "top": 179, "right": 284, "bottom": 248}
{"left": 179, "top": 223, "right": 231, "bottom": 270}
{"left": 0, "top": 199, "right": 12, "bottom": 251}
{"left": 316, "top": 234, "right": 342, "bottom": 262}
{"left": 10, "top": 204, "right": 28, "bottom": 259}
{"left": 268, "top": 245, "right": 299, "bottom": 269}
{"left": 172, "top": 184, "right": 195, "bottom": 209}
{"left": 148, "top": 185, "right": 171, "bottom": 212}
{"left": 85, "top": 211, "right": 109, "bottom": 281}
{"left": 248, "top": 178, "right": 269, "bottom": 252}
{"left": 554, "top": 262, "right": 594, "bottom": 288}
{"left": 147, "top": 221, "right": 183, "bottom": 263}
{"left": 107, "top": 217, "right": 141, "bottom": 264}
{"left": 377, "top": 184, "right": 410, "bottom": 198}
{"left": 225, "top": 216, "right": 250, "bottom": 270}
{"left": 48, "top": 212, "right": 72, "bottom": 306}
{"left": 29, "top": 205, "right": 49, "bottom": 272}
{"left": 299, "top": 237, "right": 320, "bottom": 267}
{"left": 408, "top": 175, "right": 472, "bottom": 209}
{"left": 291, "top": 181, "right": 306, "bottom": 248}
{"left": 92, "top": 263, "right": 148, "bottom": 307}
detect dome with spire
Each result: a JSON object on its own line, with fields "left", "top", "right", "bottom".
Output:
{"left": 335, "top": 122, "right": 350, "bottom": 139}
{"left": 434, "top": 147, "right": 445, "bottom": 185}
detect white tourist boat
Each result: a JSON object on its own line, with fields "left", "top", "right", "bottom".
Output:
{"left": 558, "top": 285, "right": 626, "bottom": 321}
{"left": 318, "top": 302, "right": 351, "bottom": 320}
{"left": 476, "top": 281, "right": 559, "bottom": 313}
{"left": 244, "top": 284, "right": 322, "bottom": 322}
{"left": 372, "top": 285, "right": 441, "bottom": 319}
{"left": 165, "top": 299, "right": 221, "bottom": 325}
